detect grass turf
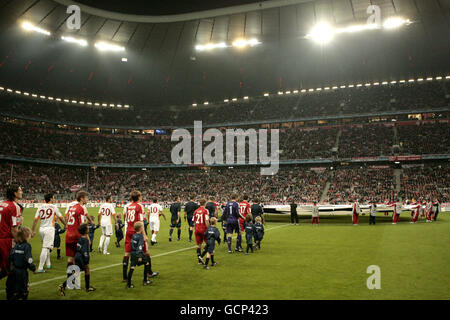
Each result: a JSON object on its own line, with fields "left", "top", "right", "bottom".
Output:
{"left": 0, "top": 208, "right": 449, "bottom": 300}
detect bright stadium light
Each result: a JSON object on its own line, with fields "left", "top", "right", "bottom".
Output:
{"left": 285, "top": 91, "right": 291, "bottom": 94}
{"left": 399, "top": 80, "right": 406, "bottom": 83}
{"left": 87, "top": 102, "right": 92, "bottom": 105}
{"left": 436, "top": 76, "right": 442, "bottom": 80}
{"left": 383, "top": 17, "right": 411, "bottom": 29}
{"left": 61, "top": 36, "right": 88, "bottom": 47}
{"left": 102, "top": 103, "right": 107, "bottom": 107}
{"left": 55, "top": 98, "right": 61, "bottom": 101}
{"left": 408, "top": 79, "right": 415, "bottom": 82}
{"left": 71, "top": 100, "right": 77, "bottom": 104}
{"left": 446, "top": 76, "right": 450, "bottom": 79}
{"left": 232, "top": 98, "right": 237, "bottom": 101}
{"left": 224, "top": 99, "right": 229, "bottom": 102}
{"left": 426, "top": 77, "right": 433, "bottom": 81}
{"left": 195, "top": 42, "right": 227, "bottom": 51}
{"left": 32, "top": 94, "right": 38, "bottom": 98}
{"left": 264, "top": 93, "right": 269, "bottom": 97}
{"left": 7, "top": 88, "right": 12, "bottom": 92}
{"left": 64, "top": 99, "right": 69, "bottom": 103}
{"left": 117, "top": 104, "right": 122, "bottom": 108}
{"left": 192, "top": 103, "right": 198, "bottom": 107}
{"left": 324, "top": 87, "right": 330, "bottom": 90}
{"left": 243, "top": 96, "right": 249, "bottom": 100}
{"left": 382, "top": 81, "right": 388, "bottom": 85}
{"left": 121, "top": 57, "right": 128, "bottom": 62}
{"left": 40, "top": 95, "right": 46, "bottom": 99}
{"left": 15, "top": 90, "right": 21, "bottom": 94}
{"left": 340, "top": 85, "right": 346, "bottom": 88}
{"left": 301, "top": 89, "right": 307, "bottom": 93}
{"left": 48, "top": 96, "right": 54, "bottom": 100}
{"left": 124, "top": 105, "right": 130, "bottom": 108}
{"left": 95, "top": 102, "right": 100, "bottom": 106}
{"left": 390, "top": 81, "right": 397, "bottom": 84}
{"left": 232, "top": 38, "right": 261, "bottom": 48}
{"left": 336, "top": 23, "right": 379, "bottom": 34}
{"left": 357, "top": 84, "right": 363, "bottom": 87}
{"left": 278, "top": 91, "right": 283, "bottom": 95}
{"left": 307, "top": 23, "right": 335, "bottom": 44}
{"left": 417, "top": 78, "right": 424, "bottom": 82}
{"left": 203, "top": 102, "right": 209, "bottom": 105}
{"left": 23, "top": 92, "right": 29, "bottom": 96}
{"left": 95, "top": 41, "right": 125, "bottom": 52}
{"left": 22, "top": 21, "right": 51, "bottom": 36}
{"left": 373, "top": 82, "right": 380, "bottom": 86}
{"left": 316, "top": 88, "right": 322, "bottom": 91}
{"left": 308, "top": 89, "right": 314, "bottom": 92}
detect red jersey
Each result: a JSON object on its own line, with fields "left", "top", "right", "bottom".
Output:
{"left": 124, "top": 202, "right": 145, "bottom": 233}
{"left": 239, "top": 201, "right": 251, "bottom": 220}
{"left": 194, "top": 207, "right": 209, "bottom": 232}
{"left": 0, "top": 201, "right": 21, "bottom": 239}
{"left": 66, "top": 203, "right": 88, "bottom": 242}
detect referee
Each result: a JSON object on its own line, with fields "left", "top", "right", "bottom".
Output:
{"left": 290, "top": 199, "right": 298, "bottom": 225}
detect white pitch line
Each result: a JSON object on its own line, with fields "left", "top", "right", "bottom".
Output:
{"left": 29, "top": 223, "right": 290, "bottom": 287}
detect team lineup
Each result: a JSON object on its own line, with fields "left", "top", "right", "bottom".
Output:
{"left": 0, "top": 185, "right": 267, "bottom": 299}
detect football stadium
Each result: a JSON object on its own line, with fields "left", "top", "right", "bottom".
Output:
{"left": 0, "top": 0, "right": 449, "bottom": 306}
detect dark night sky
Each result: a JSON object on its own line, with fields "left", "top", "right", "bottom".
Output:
{"left": 76, "top": 0, "right": 267, "bottom": 15}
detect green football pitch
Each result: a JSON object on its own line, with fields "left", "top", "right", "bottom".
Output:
{"left": 1, "top": 208, "right": 449, "bottom": 300}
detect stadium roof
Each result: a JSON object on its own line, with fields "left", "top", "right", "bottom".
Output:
{"left": 0, "top": 0, "right": 449, "bottom": 109}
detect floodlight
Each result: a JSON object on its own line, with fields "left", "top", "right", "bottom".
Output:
{"left": 264, "top": 93, "right": 269, "bottom": 97}
{"left": 22, "top": 22, "right": 51, "bottom": 36}
{"left": 61, "top": 36, "right": 88, "bottom": 47}
{"left": 308, "top": 23, "right": 335, "bottom": 44}
{"left": 95, "top": 41, "right": 125, "bottom": 52}
{"left": 383, "top": 17, "right": 411, "bottom": 29}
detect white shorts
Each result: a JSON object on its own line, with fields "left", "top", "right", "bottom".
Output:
{"left": 101, "top": 225, "right": 113, "bottom": 236}
{"left": 40, "top": 228, "right": 55, "bottom": 249}
{"left": 149, "top": 219, "right": 160, "bottom": 232}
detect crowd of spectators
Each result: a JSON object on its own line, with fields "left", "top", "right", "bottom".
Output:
{"left": 1, "top": 81, "right": 447, "bottom": 127}
{"left": 1, "top": 162, "right": 327, "bottom": 204}
{"left": 397, "top": 122, "right": 450, "bottom": 155}
{"left": 400, "top": 165, "right": 449, "bottom": 202}
{"left": 324, "top": 167, "right": 397, "bottom": 204}
{"left": 339, "top": 124, "right": 394, "bottom": 158}
{"left": 2, "top": 120, "right": 450, "bottom": 164}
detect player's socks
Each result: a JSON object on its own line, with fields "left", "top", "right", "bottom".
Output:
{"left": 250, "top": 244, "right": 254, "bottom": 253}
{"left": 196, "top": 248, "right": 201, "bottom": 257}
{"left": 246, "top": 245, "right": 250, "bottom": 253}
{"left": 227, "top": 237, "right": 232, "bottom": 251}
{"left": 85, "top": 274, "right": 90, "bottom": 290}
{"left": 205, "top": 258, "right": 209, "bottom": 266}
{"left": 236, "top": 234, "right": 242, "bottom": 249}
{"left": 189, "top": 229, "right": 193, "bottom": 241}
{"left": 38, "top": 248, "right": 48, "bottom": 271}
{"left": 177, "top": 229, "right": 181, "bottom": 240}
{"left": 104, "top": 237, "right": 110, "bottom": 253}
{"left": 201, "top": 248, "right": 207, "bottom": 258}
{"left": 57, "top": 249, "right": 61, "bottom": 258}
{"left": 211, "top": 255, "right": 215, "bottom": 265}
{"left": 127, "top": 268, "right": 134, "bottom": 287}
{"left": 169, "top": 229, "right": 173, "bottom": 240}
{"left": 122, "top": 256, "right": 129, "bottom": 281}
{"left": 99, "top": 235, "right": 105, "bottom": 251}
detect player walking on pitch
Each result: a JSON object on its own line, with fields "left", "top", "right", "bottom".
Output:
{"left": 31, "top": 193, "right": 66, "bottom": 273}
{"left": 147, "top": 197, "right": 166, "bottom": 245}
{"left": 58, "top": 191, "right": 93, "bottom": 295}
{"left": 169, "top": 196, "right": 182, "bottom": 241}
{"left": 97, "top": 195, "right": 116, "bottom": 255}
{"left": 122, "top": 190, "right": 145, "bottom": 282}
{"left": 0, "top": 185, "right": 22, "bottom": 280}
{"left": 194, "top": 199, "right": 210, "bottom": 265}
{"left": 222, "top": 194, "right": 241, "bottom": 253}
